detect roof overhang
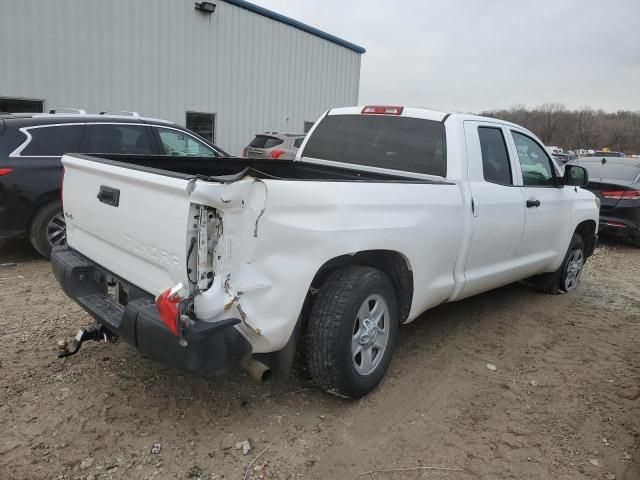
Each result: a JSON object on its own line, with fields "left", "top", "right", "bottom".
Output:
{"left": 221, "top": 0, "right": 366, "bottom": 54}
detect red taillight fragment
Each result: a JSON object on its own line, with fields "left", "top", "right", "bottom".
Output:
{"left": 155, "top": 288, "right": 181, "bottom": 336}
{"left": 361, "top": 105, "right": 404, "bottom": 115}
{"left": 269, "top": 149, "right": 285, "bottom": 159}
{"left": 0, "top": 168, "right": 13, "bottom": 176}
{"left": 601, "top": 190, "right": 640, "bottom": 200}
{"left": 605, "top": 221, "right": 627, "bottom": 228}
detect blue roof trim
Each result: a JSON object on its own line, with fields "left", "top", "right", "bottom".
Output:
{"left": 221, "top": 0, "right": 366, "bottom": 54}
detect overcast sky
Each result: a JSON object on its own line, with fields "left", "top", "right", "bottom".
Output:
{"left": 256, "top": 0, "right": 640, "bottom": 113}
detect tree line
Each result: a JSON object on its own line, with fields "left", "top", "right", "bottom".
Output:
{"left": 480, "top": 104, "right": 640, "bottom": 154}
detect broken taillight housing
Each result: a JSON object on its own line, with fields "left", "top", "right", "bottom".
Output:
{"left": 155, "top": 284, "right": 183, "bottom": 336}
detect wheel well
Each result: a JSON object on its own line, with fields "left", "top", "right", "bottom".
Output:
{"left": 260, "top": 250, "right": 414, "bottom": 381}
{"left": 575, "top": 219, "right": 597, "bottom": 257}
{"left": 28, "top": 191, "right": 62, "bottom": 233}
{"left": 309, "top": 250, "right": 414, "bottom": 323}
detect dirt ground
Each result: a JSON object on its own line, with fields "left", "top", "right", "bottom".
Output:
{"left": 0, "top": 239, "right": 638, "bottom": 480}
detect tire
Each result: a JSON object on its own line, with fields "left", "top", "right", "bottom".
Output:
{"left": 305, "top": 265, "right": 398, "bottom": 399}
{"left": 29, "top": 200, "right": 66, "bottom": 259}
{"left": 527, "top": 233, "right": 586, "bottom": 294}
{"left": 630, "top": 236, "right": 640, "bottom": 248}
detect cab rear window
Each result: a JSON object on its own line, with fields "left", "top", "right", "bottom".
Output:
{"left": 301, "top": 114, "right": 447, "bottom": 176}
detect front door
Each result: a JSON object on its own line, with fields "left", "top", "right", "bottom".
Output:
{"left": 508, "top": 130, "right": 573, "bottom": 274}
{"left": 460, "top": 121, "right": 526, "bottom": 299}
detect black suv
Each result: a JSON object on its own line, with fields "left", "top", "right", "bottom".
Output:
{"left": 0, "top": 112, "right": 227, "bottom": 258}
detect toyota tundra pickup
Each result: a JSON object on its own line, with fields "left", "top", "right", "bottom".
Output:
{"left": 52, "top": 106, "right": 599, "bottom": 398}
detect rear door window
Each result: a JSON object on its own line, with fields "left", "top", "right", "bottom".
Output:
{"left": 478, "top": 127, "right": 512, "bottom": 185}
{"left": 21, "top": 125, "right": 84, "bottom": 156}
{"left": 301, "top": 114, "right": 447, "bottom": 176}
{"left": 250, "top": 135, "right": 283, "bottom": 149}
{"left": 81, "top": 124, "right": 155, "bottom": 154}
{"left": 293, "top": 137, "right": 305, "bottom": 148}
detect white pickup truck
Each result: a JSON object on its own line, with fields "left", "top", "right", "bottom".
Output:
{"left": 53, "top": 106, "right": 599, "bottom": 398}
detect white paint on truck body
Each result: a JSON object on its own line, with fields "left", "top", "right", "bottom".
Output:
{"left": 61, "top": 106, "right": 600, "bottom": 355}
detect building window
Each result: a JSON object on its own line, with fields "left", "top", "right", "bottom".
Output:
{"left": 186, "top": 112, "right": 215, "bottom": 143}
{"left": 0, "top": 98, "right": 44, "bottom": 113}
{"left": 304, "top": 121, "right": 315, "bottom": 133}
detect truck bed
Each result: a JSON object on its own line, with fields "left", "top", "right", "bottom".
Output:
{"left": 75, "top": 154, "right": 447, "bottom": 184}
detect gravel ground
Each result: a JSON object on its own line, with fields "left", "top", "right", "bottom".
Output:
{"left": 0, "top": 238, "right": 638, "bottom": 480}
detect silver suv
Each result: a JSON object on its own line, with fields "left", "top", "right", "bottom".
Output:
{"left": 243, "top": 132, "right": 305, "bottom": 160}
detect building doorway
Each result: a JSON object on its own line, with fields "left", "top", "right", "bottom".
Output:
{"left": 0, "top": 98, "right": 44, "bottom": 113}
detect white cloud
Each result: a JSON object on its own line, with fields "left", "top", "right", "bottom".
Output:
{"left": 254, "top": 0, "right": 640, "bottom": 111}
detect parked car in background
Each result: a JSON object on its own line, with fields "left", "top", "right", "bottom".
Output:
{"left": 589, "top": 150, "right": 625, "bottom": 158}
{"left": 242, "top": 132, "right": 305, "bottom": 159}
{"left": 0, "top": 110, "right": 228, "bottom": 258}
{"left": 571, "top": 156, "right": 640, "bottom": 247}
{"left": 52, "top": 105, "right": 598, "bottom": 398}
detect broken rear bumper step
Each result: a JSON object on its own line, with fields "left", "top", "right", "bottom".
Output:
{"left": 51, "top": 246, "right": 252, "bottom": 375}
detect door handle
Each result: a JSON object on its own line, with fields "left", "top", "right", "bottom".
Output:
{"left": 97, "top": 185, "right": 120, "bottom": 207}
{"left": 526, "top": 199, "right": 541, "bottom": 208}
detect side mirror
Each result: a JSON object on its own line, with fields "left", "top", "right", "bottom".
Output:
{"left": 564, "top": 164, "right": 589, "bottom": 187}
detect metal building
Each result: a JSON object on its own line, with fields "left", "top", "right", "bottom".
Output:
{"left": 0, "top": 0, "right": 364, "bottom": 154}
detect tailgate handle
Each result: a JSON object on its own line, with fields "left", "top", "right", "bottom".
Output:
{"left": 97, "top": 185, "right": 120, "bottom": 207}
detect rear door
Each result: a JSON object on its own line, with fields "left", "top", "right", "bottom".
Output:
{"left": 460, "top": 121, "right": 525, "bottom": 298}
{"left": 508, "top": 130, "right": 573, "bottom": 273}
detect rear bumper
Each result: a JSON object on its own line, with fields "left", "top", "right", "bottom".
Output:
{"left": 51, "top": 246, "right": 252, "bottom": 375}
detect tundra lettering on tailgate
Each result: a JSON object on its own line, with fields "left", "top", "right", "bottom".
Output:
{"left": 122, "top": 234, "right": 179, "bottom": 268}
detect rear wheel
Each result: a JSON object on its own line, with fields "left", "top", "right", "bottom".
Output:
{"left": 29, "top": 200, "right": 66, "bottom": 259}
{"left": 630, "top": 236, "right": 640, "bottom": 248}
{"left": 305, "top": 266, "right": 398, "bottom": 399}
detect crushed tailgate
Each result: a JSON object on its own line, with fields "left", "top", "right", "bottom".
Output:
{"left": 62, "top": 154, "right": 194, "bottom": 297}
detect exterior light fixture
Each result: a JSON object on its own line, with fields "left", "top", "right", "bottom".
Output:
{"left": 195, "top": 2, "right": 216, "bottom": 13}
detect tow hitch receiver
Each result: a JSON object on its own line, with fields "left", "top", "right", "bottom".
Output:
{"left": 57, "top": 323, "right": 115, "bottom": 358}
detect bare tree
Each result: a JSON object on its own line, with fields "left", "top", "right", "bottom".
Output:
{"left": 539, "top": 103, "right": 566, "bottom": 144}
{"left": 481, "top": 104, "right": 640, "bottom": 154}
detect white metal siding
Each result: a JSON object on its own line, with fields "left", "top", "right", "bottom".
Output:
{"left": 0, "top": 0, "right": 361, "bottom": 154}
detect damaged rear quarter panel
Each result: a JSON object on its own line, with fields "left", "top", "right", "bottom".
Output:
{"left": 189, "top": 177, "right": 464, "bottom": 354}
